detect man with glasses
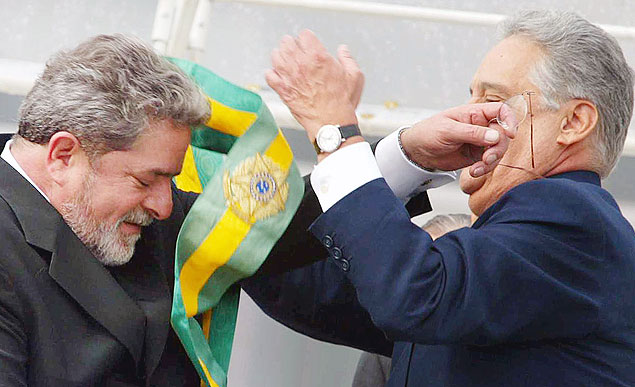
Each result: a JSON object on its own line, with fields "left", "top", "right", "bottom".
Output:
{"left": 243, "top": 9, "right": 635, "bottom": 386}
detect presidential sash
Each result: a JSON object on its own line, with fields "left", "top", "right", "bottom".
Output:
{"left": 169, "top": 58, "right": 304, "bottom": 387}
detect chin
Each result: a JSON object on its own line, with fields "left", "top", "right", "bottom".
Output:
{"left": 467, "top": 192, "right": 489, "bottom": 217}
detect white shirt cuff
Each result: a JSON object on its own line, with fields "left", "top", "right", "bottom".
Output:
{"left": 375, "top": 128, "right": 458, "bottom": 201}
{"left": 310, "top": 142, "right": 381, "bottom": 212}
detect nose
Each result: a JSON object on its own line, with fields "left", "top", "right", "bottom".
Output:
{"left": 142, "top": 179, "right": 173, "bottom": 220}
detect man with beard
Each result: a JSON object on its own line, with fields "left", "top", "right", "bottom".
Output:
{"left": 0, "top": 34, "right": 504, "bottom": 386}
{"left": 0, "top": 34, "right": 212, "bottom": 386}
{"left": 243, "top": 9, "right": 635, "bottom": 386}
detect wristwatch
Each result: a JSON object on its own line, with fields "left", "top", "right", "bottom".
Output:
{"left": 313, "top": 124, "right": 361, "bottom": 154}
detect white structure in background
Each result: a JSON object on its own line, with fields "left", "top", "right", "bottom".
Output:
{"left": 2, "top": 0, "right": 635, "bottom": 150}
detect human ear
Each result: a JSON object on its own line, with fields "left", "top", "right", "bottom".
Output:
{"left": 46, "top": 131, "right": 88, "bottom": 184}
{"left": 556, "top": 100, "right": 598, "bottom": 146}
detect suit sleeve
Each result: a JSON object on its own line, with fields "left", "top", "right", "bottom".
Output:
{"left": 242, "top": 178, "right": 433, "bottom": 355}
{"left": 309, "top": 178, "right": 604, "bottom": 346}
{"left": 241, "top": 259, "right": 395, "bottom": 356}
{"left": 0, "top": 263, "right": 28, "bottom": 386}
{"left": 256, "top": 175, "right": 431, "bottom": 276}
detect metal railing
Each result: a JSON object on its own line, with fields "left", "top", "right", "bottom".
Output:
{"left": 215, "top": 0, "right": 635, "bottom": 40}
{"left": 1, "top": 0, "right": 634, "bottom": 155}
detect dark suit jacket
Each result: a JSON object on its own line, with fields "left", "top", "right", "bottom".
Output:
{"left": 0, "top": 133, "right": 431, "bottom": 386}
{"left": 243, "top": 172, "right": 635, "bottom": 386}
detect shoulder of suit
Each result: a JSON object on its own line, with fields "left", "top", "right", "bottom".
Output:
{"left": 505, "top": 175, "right": 605, "bottom": 204}
{"left": 171, "top": 185, "right": 198, "bottom": 215}
{"left": 480, "top": 175, "right": 617, "bottom": 228}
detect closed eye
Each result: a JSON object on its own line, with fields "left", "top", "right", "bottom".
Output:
{"left": 135, "top": 177, "right": 150, "bottom": 188}
{"left": 485, "top": 96, "right": 504, "bottom": 103}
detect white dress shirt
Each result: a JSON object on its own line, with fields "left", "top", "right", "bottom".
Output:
{"left": 1, "top": 138, "right": 51, "bottom": 202}
{"left": 310, "top": 128, "right": 457, "bottom": 212}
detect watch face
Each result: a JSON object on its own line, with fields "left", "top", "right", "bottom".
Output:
{"left": 316, "top": 125, "right": 342, "bottom": 153}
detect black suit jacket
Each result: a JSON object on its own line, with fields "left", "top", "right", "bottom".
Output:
{"left": 0, "top": 152, "right": 202, "bottom": 386}
{"left": 0, "top": 133, "right": 431, "bottom": 386}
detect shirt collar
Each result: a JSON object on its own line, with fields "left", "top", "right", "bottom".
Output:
{"left": 1, "top": 138, "right": 51, "bottom": 202}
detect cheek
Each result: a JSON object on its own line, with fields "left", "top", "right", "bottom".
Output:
{"left": 89, "top": 185, "right": 146, "bottom": 221}
{"left": 500, "top": 128, "right": 534, "bottom": 164}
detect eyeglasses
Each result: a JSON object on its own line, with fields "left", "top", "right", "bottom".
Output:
{"left": 491, "top": 91, "right": 541, "bottom": 178}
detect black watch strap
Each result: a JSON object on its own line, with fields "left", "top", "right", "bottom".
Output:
{"left": 339, "top": 124, "right": 362, "bottom": 139}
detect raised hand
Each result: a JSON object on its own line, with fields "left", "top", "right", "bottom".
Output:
{"left": 265, "top": 30, "right": 362, "bottom": 142}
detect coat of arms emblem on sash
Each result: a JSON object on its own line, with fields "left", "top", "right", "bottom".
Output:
{"left": 223, "top": 152, "right": 289, "bottom": 224}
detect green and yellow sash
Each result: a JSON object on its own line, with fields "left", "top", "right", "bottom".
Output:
{"left": 169, "top": 58, "right": 304, "bottom": 387}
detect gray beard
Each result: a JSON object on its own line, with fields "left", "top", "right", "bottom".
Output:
{"left": 59, "top": 174, "right": 154, "bottom": 266}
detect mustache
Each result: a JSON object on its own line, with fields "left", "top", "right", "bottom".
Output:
{"left": 120, "top": 207, "right": 155, "bottom": 227}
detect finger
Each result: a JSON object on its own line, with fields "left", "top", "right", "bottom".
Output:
{"left": 337, "top": 44, "right": 364, "bottom": 107}
{"left": 469, "top": 160, "right": 491, "bottom": 178}
{"left": 444, "top": 121, "right": 502, "bottom": 148}
{"left": 444, "top": 102, "right": 505, "bottom": 129}
{"left": 297, "top": 29, "right": 325, "bottom": 56}
{"left": 271, "top": 48, "right": 282, "bottom": 68}
{"left": 279, "top": 35, "right": 301, "bottom": 69}
{"left": 459, "top": 167, "right": 487, "bottom": 194}
{"left": 481, "top": 124, "right": 511, "bottom": 167}
{"left": 337, "top": 44, "right": 360, "bottom": 73}
{"left": 497, "top": 103, "right": 519, "bottom": 138}
{"left": 271, "top": 48, "right": 291, "bottom": 77}
{"left": 265, "top": 69, "right": 286, "bottom": 95}
{"left": 468, "top": 153, "right": 502, "bottom": 177}
{"left": 468, "top": 132, "right": 511, "bottom": 178}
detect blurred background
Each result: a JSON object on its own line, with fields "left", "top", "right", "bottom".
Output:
{"left": 1, "top": 1, "right": 633, "bottom": 385}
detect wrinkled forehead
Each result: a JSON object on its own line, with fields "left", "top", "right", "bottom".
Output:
{"left": 470, "top": 35, "right": 545, "bottom": 97}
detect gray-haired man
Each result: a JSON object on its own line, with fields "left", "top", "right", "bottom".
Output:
{"left": 246, "top": 9, "right": 635, "bottom": 386}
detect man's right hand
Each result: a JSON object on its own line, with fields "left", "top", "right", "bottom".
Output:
{"left": 400, "top": 103, "right": 516, "bottom": 177}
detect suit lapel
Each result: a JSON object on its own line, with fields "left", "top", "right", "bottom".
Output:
{"left": 108, "top": 230, "right": 172, "bottom": 378}
{"left": 49, "top": 221, "right": 147, "bottom": 365}
{"left": 0, "top": 159, "right": 146, "bottom": 366}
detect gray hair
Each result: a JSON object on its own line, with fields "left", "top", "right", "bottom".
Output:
{"left": 499, "top": 10, "right": 634, "bottom": 178}
{"left": 422, "top": 213, "right": 472, "bottom": 239}
{"left": 17, "top": 34, "right": 209, "bottom": 157}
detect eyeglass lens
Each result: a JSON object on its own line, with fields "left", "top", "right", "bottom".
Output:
{"left": 496, "top": 94, "right": 528, "bottom": 135}
{"left": 494, "top": 92, "right": 541, "bottom": 178}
